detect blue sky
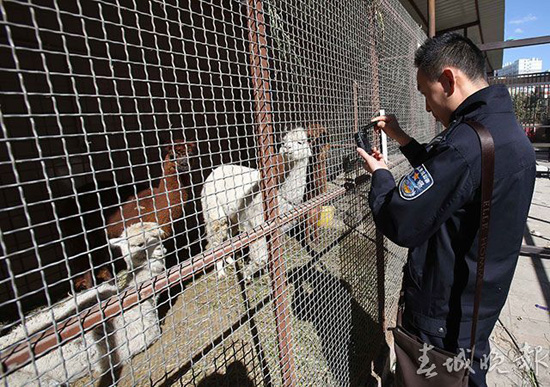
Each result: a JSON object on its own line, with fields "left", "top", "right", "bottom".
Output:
{"left": 502, "top": 0, "right": 550, "bottom": 70}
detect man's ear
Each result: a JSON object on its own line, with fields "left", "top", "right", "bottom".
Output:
{"left": 439, "top": 68, "right": 456, "bottom": 96}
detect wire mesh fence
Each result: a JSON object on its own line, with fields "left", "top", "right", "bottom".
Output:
{"left": 489, "top": 72, "right": 550, "bottom": 144}
{"left": 0, "top": 0, "right": 435, "bottom": 385}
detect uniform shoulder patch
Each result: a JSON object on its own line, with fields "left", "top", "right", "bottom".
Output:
{"left": 398, "top": 164, "right": 434, "bottom": 200}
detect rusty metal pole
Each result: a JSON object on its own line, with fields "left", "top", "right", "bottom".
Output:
{"left": 245, "top": 0, "right": 296, "bottom": 385}
{"left": 428, "top": 0, "right": 436, "bottom": 38}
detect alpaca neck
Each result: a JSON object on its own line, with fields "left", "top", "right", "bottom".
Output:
{"left": 157, "top": 165, "right": 188, "bottom": 210}
{"left": 159, "top": 164, "right": 182, "bottom": 192}
{"left": 278, "top": 158, "right": 309, "bottom": 211}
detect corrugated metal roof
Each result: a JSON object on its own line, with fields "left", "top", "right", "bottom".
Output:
{"left": 398, "top": 0, "right": 504, "bottom": 72}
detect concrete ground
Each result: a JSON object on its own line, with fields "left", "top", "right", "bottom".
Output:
{"left": 487, "top": 151, "right": 550, "bottom": 387}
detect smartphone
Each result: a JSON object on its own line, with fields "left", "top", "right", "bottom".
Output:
{"left": 355, "top": 121, "right": 377, "bottom": 154}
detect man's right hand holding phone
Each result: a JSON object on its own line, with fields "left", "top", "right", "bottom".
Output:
{"left": 357, "top": 113, "right": 412, "bottom": 173}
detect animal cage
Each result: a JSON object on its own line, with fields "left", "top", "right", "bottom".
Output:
{"left": 0, "top": 0, "right": 437, "bottom": 385}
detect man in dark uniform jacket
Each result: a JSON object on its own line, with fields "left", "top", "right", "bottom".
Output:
{"left": 357, "top": 33, "right": 536, "bottom": 386}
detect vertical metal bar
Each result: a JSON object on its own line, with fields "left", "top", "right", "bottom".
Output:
{"left": 366, "top": 0, "right": 388, "bottom": 379}
{"left": 428, "top": 0, "right": 436, "bottom": 38}
{"left": 245, "top": 1, "right": 296, "bottom": 385}
{"left": 367, "top": 3, "right": 382, "bottom": 155}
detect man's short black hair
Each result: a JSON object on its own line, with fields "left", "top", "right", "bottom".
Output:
{"left": 414, "top": 32, "right": 486, "bottom": 82}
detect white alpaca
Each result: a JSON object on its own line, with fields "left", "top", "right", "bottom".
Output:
{"left": 201, "top": 127, "right": 312, "bottom": 280}
{"left": 1, "top": 222, "right": 166, "bottom": 386}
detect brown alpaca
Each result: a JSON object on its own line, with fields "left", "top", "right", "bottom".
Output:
{"left": 105, "top": 141, "right": 197, "bottom": 238}
{"left": 74, "top": 140, "right": 197, "bottom": 290}
{"left": 304, "top": 124, "right": 330, "bottom": 241}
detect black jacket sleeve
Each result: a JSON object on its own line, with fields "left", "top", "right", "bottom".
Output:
{"left": 368, "top": 143, "right": 475, "bottom": 248}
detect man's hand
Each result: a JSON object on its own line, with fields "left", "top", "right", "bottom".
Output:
{"left": 357, "top": 147, "right": 388, "bottom": 174}
{"left": 372, "top": 114, "right": 412, "bottom": 147}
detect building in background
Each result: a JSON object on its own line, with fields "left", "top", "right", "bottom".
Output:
{"left": 497, "top": 58, "right": 543, "bottom": 76}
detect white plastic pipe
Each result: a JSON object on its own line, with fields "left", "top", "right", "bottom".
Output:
{"left": 380, "top": 109, "right": 388, "bottom": 162}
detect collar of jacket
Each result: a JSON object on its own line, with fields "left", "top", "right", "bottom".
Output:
{"left": 449, "top": 84, "right": 513, "bottom": 123}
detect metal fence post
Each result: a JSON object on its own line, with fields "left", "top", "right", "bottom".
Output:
{"left": 245, "top": 0, "right": 296, "bottom": 385}
{"left": 365, "top": 2, "right": 387, "bottom": 335}
{"left": 365, "top": 3, "right": 390, "bottom": 379}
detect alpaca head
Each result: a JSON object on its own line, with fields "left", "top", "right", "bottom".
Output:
{"left": 164, "top": 140, "right": 197, "bottom": 174}
{"left": 109, "top": 222, "right": 166, "bottom": 271}
{"left": 279, "top": 127, "right": 312, "bottom": 163}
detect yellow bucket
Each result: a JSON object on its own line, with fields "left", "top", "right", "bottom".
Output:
{"left": 317, "top": 205, "right": 335, "bottom": 228}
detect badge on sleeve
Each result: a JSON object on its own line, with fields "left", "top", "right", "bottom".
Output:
{"left": 398, "top": 164, "right": 434, "bottom": 200}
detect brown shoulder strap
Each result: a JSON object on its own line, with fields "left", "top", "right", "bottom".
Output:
{"left": 464, "top": 120, "right": 495, "bottom": 360}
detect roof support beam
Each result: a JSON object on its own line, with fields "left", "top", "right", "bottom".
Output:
{"left": 479, "top": 35, "right": 550, "bottom": 51}
{"left": 428, "top": 0, "right": 436, "bottom": 38}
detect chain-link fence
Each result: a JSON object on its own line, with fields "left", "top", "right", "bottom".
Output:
{"left": 0, "top": 0, "right": 435, "bottom": 385}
